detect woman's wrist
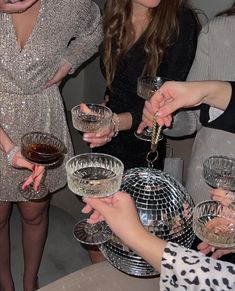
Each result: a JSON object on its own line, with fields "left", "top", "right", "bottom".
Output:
{"left": 111, "top": 113, "right": 120, "bottom": 137}
{"left": 6, "top": 145, "right": 20, "bottom": 166}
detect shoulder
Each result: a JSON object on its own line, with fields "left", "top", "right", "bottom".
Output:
{"left": 178, "top": 6, "right": 199, "bottom": 27}
{"left": 202, "top": 15, "right": 235, "bottom": 34}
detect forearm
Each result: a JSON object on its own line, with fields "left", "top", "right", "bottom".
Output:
{"left": 118, "top": 112, "right": 133, "bottom": 131}
{"left": 203, "top": 81, "right": 231, "bottom": 110}
{"left": 124, "top": 226, "right": 166, "bottom": 272}
{"left": 0, "top": 127, "right": 14, "bottom": 153}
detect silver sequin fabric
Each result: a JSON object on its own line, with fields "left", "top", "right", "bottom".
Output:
{"left": 0, "top": 0, "right": 102, "bottom": 201}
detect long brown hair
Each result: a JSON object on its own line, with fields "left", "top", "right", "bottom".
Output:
{"left": 216, "top": 1, "right": 235, "bottom": 17}
{"left": 102, "top": 0, "right": 191, "bottom": 88}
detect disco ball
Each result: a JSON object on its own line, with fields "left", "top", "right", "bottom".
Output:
{"left": 99, "top": 167, "right": 195, "bottom": 277}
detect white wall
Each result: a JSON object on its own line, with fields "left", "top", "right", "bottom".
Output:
{"left": 62, "top": 0, "right": 234, "bottom": 110}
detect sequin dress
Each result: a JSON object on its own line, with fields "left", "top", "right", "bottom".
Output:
{"left": 0, "top": 0, "right": 102, "bottom": 201}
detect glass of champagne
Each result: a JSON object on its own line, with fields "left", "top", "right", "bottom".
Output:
{"left": 193, "top": 155, "right": 235, "bottom": 248}
{"left": 71, "top": 103, "right": 113, "bottom": 134}
{"left": 19, "top": 131, "right": 65, "bottom": 200}
{"left": 135, "top": 76, "right": 170, "bottom": 141}
{"left": 66, "top": 153, "right": 124, "bottom": 244}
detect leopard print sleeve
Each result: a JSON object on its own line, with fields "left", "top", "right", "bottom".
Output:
{"left": 160, "top": 242, "right": 235, "bottom": 290}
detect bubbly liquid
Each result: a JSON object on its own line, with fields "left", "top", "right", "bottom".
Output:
{"left": 67, "top": 167, "right": 121, "bottom": 198}
{"left": 194, "top": 215, "right": 235, "bottom": 247}
{"left": 22, "top": 143, "right": 61, "bottom": 164}
{"left": 72, "top": 115, "right": 111, "bottom": 133}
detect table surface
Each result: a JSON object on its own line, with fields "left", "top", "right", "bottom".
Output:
{"left": 38, "top": 261, "right": 160, "bottom": 291}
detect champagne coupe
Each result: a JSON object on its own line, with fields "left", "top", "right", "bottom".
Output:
{"left": 66, "top": 153, "right": 124, "bottom": 244}
{"left": 71, "top": 103, "right": 113, "bottom": 134}
{"left": 135, "top": 76, "right": 170, "bottom": 141}
{"left": 193, "top": 155, "right": 235, "bottom": 248}
{"left": 19, "top": 131, "right": 65, "bottom": 200}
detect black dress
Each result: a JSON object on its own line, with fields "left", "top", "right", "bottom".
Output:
{"left": 96, "top": 7, "right": 199, "bottom": 170}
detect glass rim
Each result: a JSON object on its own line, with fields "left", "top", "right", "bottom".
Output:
{"left": 66, "top": 152, "right": 124, "bottom": 180}
{"left": 203, "top": 155, "right": 235, "bottom": 167}
{"left": 21, "top": 131, "right": 65, "bottom": 156}
{"left": 71, "top": 103, "right": 113, "bottom": 118}
{"left": 137, "top": 76, "right": 172, "bottom": 83}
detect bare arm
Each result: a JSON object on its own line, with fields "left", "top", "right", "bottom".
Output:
{"left": 138, "top": 81, "right": 232, "bottom": 130}
{"left": 0, "top": 126, "right": 14, "bottom": 153}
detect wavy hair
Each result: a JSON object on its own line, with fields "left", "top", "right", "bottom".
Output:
{"left": 216, "top": 1, "right": 235, "bottom": 17}
{"left": 102, "top": 0, "right": 191, "bottom": 88}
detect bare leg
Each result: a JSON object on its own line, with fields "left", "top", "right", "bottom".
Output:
{"left": 18, "top": 198, "right": 49, "bottom": 291}
{"left": 0, "top": 202, "right": 14, "bottom": 291}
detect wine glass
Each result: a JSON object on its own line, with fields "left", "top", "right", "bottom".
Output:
{"left": 135, "top": 76, "right": 170, "bottom": 141}
{"left": 202, "top": 155, "right": 235, "bottom": 192}
{"left": 71, "top": 103, "right": 113, "bottom": 134}
{"left": 66, "top": 153, "right": 124, "bottom": 244}
{"left": 193, "top": 200, "right": 235, "bottom": 248}
{"left": 193, "top": 155, "right": 235, "bottom": 248}
{"left": 19, "top": 131, "right": 65, "bottom": 200}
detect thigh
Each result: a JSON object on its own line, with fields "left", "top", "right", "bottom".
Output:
{"left": 0, "top": 202, "right": 12, "bottom": 224}
{"left": 17, "top": 198, "right": 50, "bottom": 223}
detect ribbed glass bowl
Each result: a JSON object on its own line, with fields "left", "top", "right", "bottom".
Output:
{"left": 193, "top": 200, "right": 235, "bottom": 248}
{"left": 21, "top": 131, "right": 65, "bottom": 165}
{"left": 203, "top": 156, "right": 235, "bottom": 191}
{"left": 71, "top": 103, "right": 112, "bottom": 133}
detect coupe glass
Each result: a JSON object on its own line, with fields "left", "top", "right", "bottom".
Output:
{"left": 135, "top": 76, "right": 170, "bottom": 141}
{"left": 193, "top": 155, "right": 235, "bottom": 248}
{"left": 203, "top": 156, "right": 235, "bottom": 191}
{"left": 66, "top": 153, "right": 124, "bottom": 244}
{"left": 20, "top": 132, "right": 65, "bottom": 200}
{"left": 71, "top": 103, "right": 113, "bottom": 133}
{"left": 193, "top": 200, "right": 235, "bottom": 248}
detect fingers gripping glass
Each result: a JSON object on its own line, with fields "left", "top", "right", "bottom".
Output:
{"left": 71, "top": 103, "right": 113, "bottom": 133}
{"left": 19, "top": 132, "right": 65, "bottom": 200}
{"left": 135, "top": 76, "right": 170, "bottom": 142}
{"left": 193, "top": 156, "right": 235, "bottom": 248}
{"left": 66, "top": 153, "right": 124, "bottom": 245}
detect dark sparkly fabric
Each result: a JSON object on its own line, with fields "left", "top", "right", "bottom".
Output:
{"left": 96, "top": 7, "right": 198, "bottom": 170}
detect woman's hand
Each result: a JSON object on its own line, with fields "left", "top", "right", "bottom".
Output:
{"left": 83, "top": 192, "right": 145, "bottom": 248}
{"left": 211, "top": 188, "right": 235, "bottom": 206}
{"left": 198, "top": 241, "right": 235, "bottom": 260}
{"left": 0, "top": 0, "right": 38, "bottom": 13}
{"left": 44, "top": 60, "right": 72, "bottom": 89}
{"left": 83, "top": 125, "right": 115, "bottom": 148}
{"left": 80, "top": 103, "right": 117, "bottom": 148}
{"left": 11, "top": 149, "right": 45, "bottom": 192}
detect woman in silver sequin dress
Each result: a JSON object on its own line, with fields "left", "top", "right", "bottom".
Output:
{"left": 0, "top": 1, "right": 102, "bottom": 290}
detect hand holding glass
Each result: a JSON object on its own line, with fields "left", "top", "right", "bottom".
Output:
{"left": 66, "top": 153, "right": 124, "bottom": 244}
{"left": 193, "top": 156, "right": 235, "bottom": 248}
{"left": 135, "top": 76, "right": 169, "bottom": 141}
{"left": 19, "top": 132, "right": 65, "bottom": 200}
